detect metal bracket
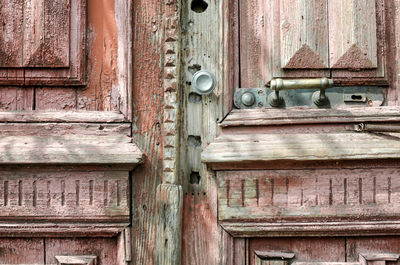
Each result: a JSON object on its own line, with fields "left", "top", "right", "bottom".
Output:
{"left": 234, "top": 85, "right": 385, "bottom": 109}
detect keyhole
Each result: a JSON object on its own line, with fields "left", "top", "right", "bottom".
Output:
{"left": 351, "top": 95, "right": 363, "bottom": 100}
{"left": 191, "top": 0, "right": 208, "bottom": 13}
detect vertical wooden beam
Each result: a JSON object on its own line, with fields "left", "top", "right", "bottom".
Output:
{"left": 131, "top": 0, "right": 164, "bottom": 264}
{"left": 156, "top": 0, "right": 183, "bottom": 264}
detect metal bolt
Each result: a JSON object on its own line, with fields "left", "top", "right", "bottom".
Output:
{"left": 241, "top": 92, "right": 255, "bottom": 106}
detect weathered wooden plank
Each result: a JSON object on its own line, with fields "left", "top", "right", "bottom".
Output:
{"left": 0, "top": 135, "right": 143, "bottom": 166}
{"left": 0, "top": 238, "right": 44, "bottom": 264}
{"left": 280, "top": 0, "right": 329, "bottom": 69}
{"left": 156, "top": 184, "right": 183, "bottom": 265}
{"left": 0, "top": 171, "right": 129, "bottom": 220}
{"left": 203, "top": 133, "right": 400, "bottom": 165}
{"left": 346, "top": 238, "right": 400, "bottom": 262}
{"left": 329, "top": 0, "right": 377, "bottom": 69}
{"left": 0, "top": 123, "right": 130, "bottom": 136}
{"left": 0, "top": 0, "right": 24, "bottom": 67}
{"left": 221, "top": 107, "right": 400, "bottom": 127}
{"left": 130, "top": 0, "right": 164, "bottom": 263}
{"left": 0, "top": 111, "right": 126, "bottom": 122}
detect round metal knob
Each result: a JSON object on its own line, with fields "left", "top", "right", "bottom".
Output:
{"left": 191, "top": 70, "right": 217, "bottom": 95}
{"left": 241, "top": 92, "right": 255, "bottom": 106}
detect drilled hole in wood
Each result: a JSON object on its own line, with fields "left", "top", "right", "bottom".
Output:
{"left": 188, "top": 92, "right": 202, "bottom": 103}
{"left": 191, "top": 0, "right": 208, "bottom": 13}
{"left": 188, "top": 135, "right": 202, "bottom": 147}
{"left": 190, "top": 172, "right": 201, "bottom": 184}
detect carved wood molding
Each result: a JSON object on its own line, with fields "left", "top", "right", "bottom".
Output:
{"left": 218, "top": 169, "right": 400, "bottom": 237}
{"left": 162, "top": 0, "right": 181, "bottom": 184}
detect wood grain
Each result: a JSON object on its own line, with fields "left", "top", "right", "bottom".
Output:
{"left": 0, "top": 0, "right": 24, "bottom": 67}
{"left": 329, "top": 0, "right": 377, "bottom": 69}
{"left": 156, "top": 184, "right": 183, "bottom": 265}
{"left": 250, "top": 238, "right": 345, "bottom": 265}
{"left": 221, "top": 107, "right": 400, "bottom": 127}
{"left": 130, "top": 0, "right": 164, "bottom": 263}
{"left": 0, "top": 111, "right": 126, "bottom": 122}
{"left": 218, "top": 169, "right": 400, "bottom": 222}
{"left": 202, "top": 133, "right": 400, "bottom": 166}
{"left": 0, "top": 135, "right": 143, "bottom": 166}
{"left": 0, "top": 171, "right": 129, "bottom": 221}
{"left": 0, "top": 238, "right": 44, "bottom": 264}
{"left": 280, "top": 0, "right": 329, "bottom": 69}
{"left": 46, "top": 238, "right": 117, "bottom": 265}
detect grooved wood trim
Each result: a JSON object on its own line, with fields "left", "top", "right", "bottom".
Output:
{"left": 162, "top": 0, "right": 181, "bottom": 184}
{"left": 221, "top": 107, "right": 400, "bottom": 127}
{"left": 0, "top": 135, "right": 143, "bottom": 166}
{"left": 0, "top": 111, "right": 126, "bottom": 123}
{"left": 202, "top": 133, "right": 400, "bottom": 167}
{"left": 0, "top": 171, "right": 129, "bottom": 221}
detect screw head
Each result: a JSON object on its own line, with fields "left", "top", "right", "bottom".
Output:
{"left": 241, "top": 92, "right": 255, "bottom": 106}
{"left": 191, "top": 70, "right": 217, "bottom": 95}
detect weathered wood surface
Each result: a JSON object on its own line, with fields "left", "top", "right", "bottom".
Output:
{"left": 0, "top": 222, "right": 128, "bottom": 237}
{"left": 55, "top": 255, "right": 97, "bottom": 265}
{"left": 251, "top": 238, "right": 345, "bottom": 265}
{"left": 218, "top": 169, "right": 400, "bottom": 222}
{"left": 46, "top": 238, "right": 117, "bottom": 265}
{"left": 0, "top": 111, "right": 126, "bottom": 122}
{"left": 0, "top": 135, "right": 143, "bottom": 166}
{"left": 180, "top": 0, "right": 222, "bottom": 264}
{"left": 203, "top": 133, "right": 400, "bottom": 166}
{"left": 156, "top": 184, "right": 183, "bottom": 265}
{"left": 280, "top": 0, "right": 329, "bottom": 69}
{"left": 0, "top": 87, "right": 34, "bottom": 111}
{"left": 0, "top": 171, "right": 129, "bottom": 220}
{"left": 221, "top": 107, "right": 400, "bottom": 127}
{"left": 0, "top": 238, "right": 44, "bottom": 264}
{"left": 347, "top": 237, "right": 400, "bottom": 262}
{"left": 131, "top": 0, "right": 164, "bottom": 263}
{"left": 0, "top": 0, "right": 132, "bottom": 115}
{"left": 0, "top": 123, "right": 130, "bottom": 136}
{"left": 0, "top": 0, "right": 86, "bottom": 86}
{"left": 328, "top": 0, "right": 377, "bottom": 69}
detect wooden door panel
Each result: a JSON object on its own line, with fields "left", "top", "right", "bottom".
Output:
{"left": 250, "top": 237, "right": 346, "bottom": 265}
{"left": 45, "top": 238, "right": 117, "bottom": 265}
{"left": 328, "top": 0, "right": 377, "bottom": 69}
{"left": 0, "top": 0, "right": 24, "bottom": 67}
{"left": 239, "top": 0, "right": 387, "bottom": 86}
{"left": 346, "top": 237, "right": 400, "bottom": 262}
{"left": 280, "top": 0, "right": 329, "bottom": 69}
{"left": 0, "top": 238, "right": 44, "bottom": 264}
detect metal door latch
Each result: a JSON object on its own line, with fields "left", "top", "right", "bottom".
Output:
{"left": 234, "top": 78, "right": 385, "bottom": 109}
{"left": 268, "top": 78, "right": 334, "bottom": 107}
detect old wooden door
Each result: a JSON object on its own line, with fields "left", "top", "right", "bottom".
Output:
{"left": 188, "top": 0, "right": 400, "bottom": 264}
{"left": 0, "top": 0, "right": 137, "bottom": 264}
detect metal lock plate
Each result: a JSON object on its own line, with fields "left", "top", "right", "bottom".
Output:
{"left": 234, "top": 86, "right": 385, "bottom": 109}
